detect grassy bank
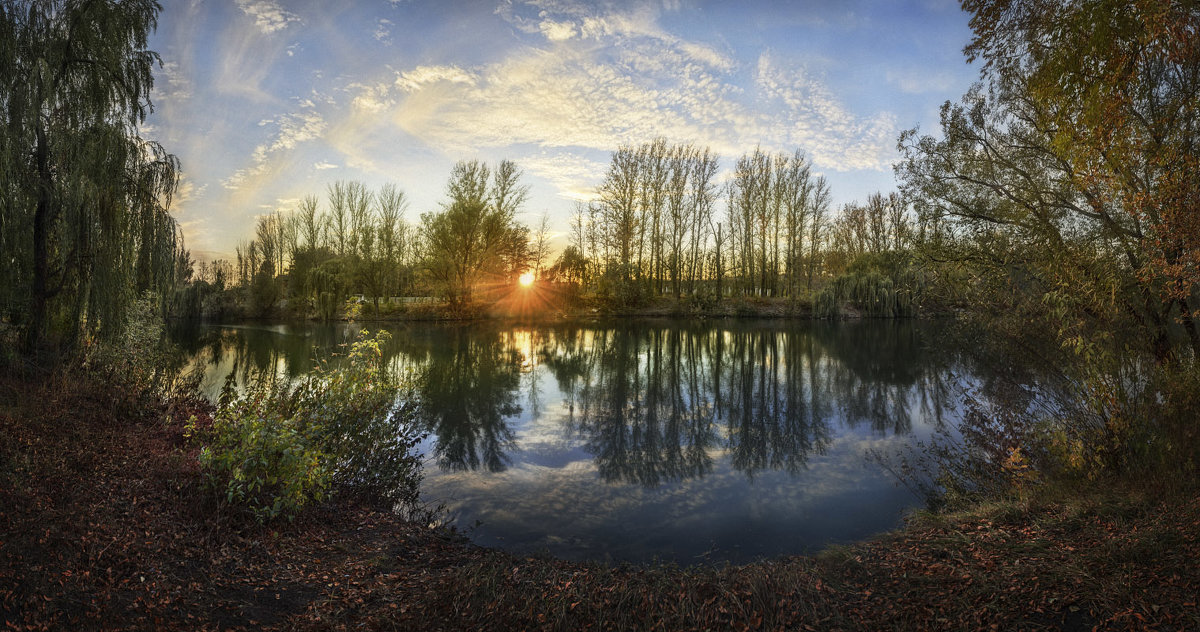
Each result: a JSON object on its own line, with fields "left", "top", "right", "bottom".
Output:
{"left": 2, "top": 373, "right": 1197, "bottom": 631}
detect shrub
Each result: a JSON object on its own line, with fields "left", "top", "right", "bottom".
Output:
{"left": 196, "top": 331, "right": 425, "bottom": 522}
{"left": 80, "top": 293, "right": 184, "bottom": 406}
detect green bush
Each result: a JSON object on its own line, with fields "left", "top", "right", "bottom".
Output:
{"left": 593, "top": 264, "right": 648, "bottom": 309}
{"left": 196, "top": 396, "right": 329, "bottom": 521}
{"left": 81, "top": 293, "right": 184, "bottom": 405}
{"left": 195, "top": 331, "right": 425, "bottom": 522}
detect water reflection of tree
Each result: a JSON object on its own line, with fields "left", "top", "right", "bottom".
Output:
{"left": 172, "top": 323, "right": 360, "bottom": 395}
{"left": 723, "top": 329, "right": 831, "bottom": 478}
{"left": 565, "top": 327, "right": 718, "bottom": 486}
{"left": 180, "top": 320, "right": 967, "bottom": 486}
{"left": 549, "top": 321, "right": 963, "bottom": 486}
{"left": 812, "top": 321, "right": 960, "bottom": 435}
{"left": 414, "top": 326, "right": 522, "bottom": 472}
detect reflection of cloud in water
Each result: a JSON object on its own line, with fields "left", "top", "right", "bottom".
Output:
{"left": 178, "top": 319, "right": 979, "bottom": 564}
{"left": 423, "top": 430, "right": 924, "bottom": 563}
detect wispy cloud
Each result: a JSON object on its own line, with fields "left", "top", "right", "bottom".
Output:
{"left": 885, "top": 68, "right": 955, "bottom": 95}
{"left": 173, "top": 175, "right": 208, "bottom": 206}
{"left": 224, "top": 106, "right": 326, "bottom": 190}
{"left": 301, "top": 1, "right": 898, "bottom": 204}
{"left": 755, "top": 53, "right": 897, "bottom": 170}
{"left": 519, "top": 152, "right": 609, "bottom": 201}
{"left": 373, "top": 38, "right": 893, "bottom": 175}
{"left": 153, "top": 60, "right": 192, "bottom": 104}
{"left": 374, "top": 18, "right": 392, "bottom": 44}
{"left": 234, "top": 0, "right": 300, "bottom": 35}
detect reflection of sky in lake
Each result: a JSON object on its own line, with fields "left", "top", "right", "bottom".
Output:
{"left": 174, "top": 319, "right": 973, "bottom": 565}
{"left": 424, "top": 430, "right": 928, "bottom": 564}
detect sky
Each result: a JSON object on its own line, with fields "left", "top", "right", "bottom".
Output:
{"left": 145, "top": 0, "right": 980, "bottom": 262}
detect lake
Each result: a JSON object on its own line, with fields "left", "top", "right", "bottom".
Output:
{"left": 172, "top": 318, "right": 977, "bottom": 565}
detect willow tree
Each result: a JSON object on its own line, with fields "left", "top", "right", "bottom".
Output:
{"left": 1, "top": 0, "right": 179, "bottom": 354}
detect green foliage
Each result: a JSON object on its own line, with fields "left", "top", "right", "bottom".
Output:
{"left": 594, "top": 265, "right": 648, "bottom": 309}
{"left": 249, "top": 259, "right": 281, "bottom": 317}
{"left": 815, "top": 252, "right": 923, "bottom": 318}
{"left": 168, "top": 280, "right": 209, "bottom": 320}
{"left": 195, "top": 392, "right": 329, "bottom": 522}
{"left": 422, "top": 160, "right": 531, "bottom": 305}
{"left": 0, "top": 0, "right": 180, "bottom": 354}
{"left": 196, "top": 331, "right": 425, "bottom": 522}
{"left": 80, "top": 292, "right": 182, "bottom": 405}
{"left": 309, "top": 262, "right": 346, "bottom": 322}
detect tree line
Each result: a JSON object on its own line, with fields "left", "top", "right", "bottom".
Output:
{"left": 184, "top": 139, "right": 922, "bottom": 319}
{"left": 565, "top": 141, "right": 908, "bottom": 306}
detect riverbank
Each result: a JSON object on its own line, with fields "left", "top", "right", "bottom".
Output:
{"left": 194, "top": 294, "right": 893, "bottom": 326}
{"left": 3, "top": 373, "right": 1197, "bottom": 630}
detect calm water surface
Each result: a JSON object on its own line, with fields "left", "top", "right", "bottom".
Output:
{"left": 173, "top": 319, "right": 976, "bottom": 564}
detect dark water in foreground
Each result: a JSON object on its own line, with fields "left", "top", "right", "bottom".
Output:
{"left": 173, "top": 319, "right": 978, "bottom": 564}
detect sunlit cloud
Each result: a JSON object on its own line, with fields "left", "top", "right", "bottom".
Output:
{"left": 173, "top": 174, "right": 207, "bottom": 206}
{"left": 224, "top": 106, "right": 325, "bottom": 190}
{"left": 153, "top": 60, "right": 192, "bottom": 104}
{"left": 518, "top": 152, "right": 608, "bottom": 202}
{"left": 148, "top": 0, "right": 977, "bottom": 258}
{"left": 379, "top": 44, "right": 894, "bottom": 172}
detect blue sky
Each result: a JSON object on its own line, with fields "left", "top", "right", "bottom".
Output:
{"left": 146, "top": 0, "right": 979, "bottom": 261}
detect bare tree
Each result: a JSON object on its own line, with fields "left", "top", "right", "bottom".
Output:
{"left": 531, "top": 212, "right": 553, "bottom": 280}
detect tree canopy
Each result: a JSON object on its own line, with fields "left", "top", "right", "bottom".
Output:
{"left": 0, "top": 0, "right": 179, "bottom": 355}
{"left": 899, "top": 0, "right": 1200, "bottom": 361}
{"left": 421, "top": 160, "right": 530, "bottom": 305}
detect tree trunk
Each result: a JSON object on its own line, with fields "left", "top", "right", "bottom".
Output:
{"left": 24, "top": 124, "right": 53, "bottom": 354}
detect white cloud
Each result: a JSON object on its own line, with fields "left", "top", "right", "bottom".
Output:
{"left": 250, "top": 110, "right": 326, "bottom": 163}
{"left": 282, "top": 1, "right": 896, "bottom": 209}
{"left": 519, "top": 152, "right": 609, "bottom": 201}
{"left": 173, "top": 175, "right": 208, "bottom": 207}
{"left": 755, "top": 53, "right": 897, "bottom": 170}
{"left": 313, "top": 161, "right": 339, "bottom": 170}
{"left": 372, "top": 40, "right": 894, "bottom": 175}
{"left": 223, "top": 106, "right": 326, "bottom": 190}
{"left": 395, "top": 65, "right": 477, "bottom": 91}
{"left": 538, "top": 19, "right": 577, "bottom": 41}
{"left": 349, "top": 82, "right": 393, "bottom": 112}
{"left": 234, "top": 0, "right": 300, "bottom": 35}
{"left": 497, "top": 0, "right": 733, "bottom": 70}
{"left": 333, "top": 0, "right": 894, "bottom": 185}
{"left": 374, "top": 18, "right": 392, "bottom": 43}
{"left": 154, "top": 60, "right": 192, "bottom": 103}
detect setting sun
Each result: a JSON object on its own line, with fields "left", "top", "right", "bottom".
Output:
{"left": 518, "top": 272, "right": 535, "bottom": 287}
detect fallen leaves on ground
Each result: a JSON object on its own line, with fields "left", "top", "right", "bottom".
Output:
{"left": 1, "top": 374, "right": 1197, "bottom": 631}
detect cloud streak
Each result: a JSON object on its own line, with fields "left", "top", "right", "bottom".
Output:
{"left": 223, "top": 106, "right": 326, "bottom": 190}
